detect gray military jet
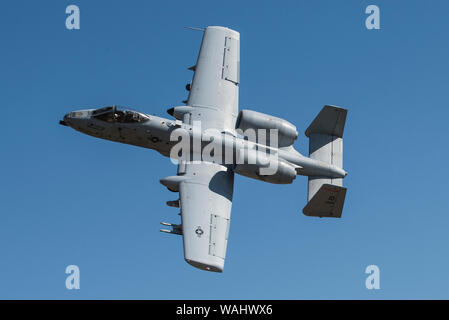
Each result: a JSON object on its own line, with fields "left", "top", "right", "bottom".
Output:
{"left": 60, "top": 26, "right": 348, "bottom": 272}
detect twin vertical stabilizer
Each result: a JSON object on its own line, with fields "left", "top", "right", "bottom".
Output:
{"left": 303, "top": 105, "right": 348, "bottom": 218}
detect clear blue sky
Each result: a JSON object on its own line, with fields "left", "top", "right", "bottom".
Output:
{"left": 1, "top": 0, "right": 448, "bottom": 299}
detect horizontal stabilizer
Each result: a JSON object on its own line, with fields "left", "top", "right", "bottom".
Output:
{"left": 303, "top": 184, "right": 347, "bottom": 218}
{"left": 306, "top": 105, "right": 347, "bottom": 203}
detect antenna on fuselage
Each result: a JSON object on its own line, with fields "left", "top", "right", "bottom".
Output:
{"left": 185, "top": 26, "right": 205, "bottom": 32}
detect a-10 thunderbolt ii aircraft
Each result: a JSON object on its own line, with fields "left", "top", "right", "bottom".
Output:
{"left": 60, "top": 26, "right": 348, "bottom": 272}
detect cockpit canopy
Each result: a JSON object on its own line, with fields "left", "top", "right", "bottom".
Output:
{"left": 92, "top": 106, "right": 149, "bottom": 123}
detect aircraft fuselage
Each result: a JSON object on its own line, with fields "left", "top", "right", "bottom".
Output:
{"left": 61, "top": 106, "right": 346, "bottom": 182}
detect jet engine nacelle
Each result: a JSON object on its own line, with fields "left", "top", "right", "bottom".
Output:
{"left": 236, "top": 110, "right": 298, "bottom": 147}
{"left": 234, "top": 156, "right": 297, "bottom": 184}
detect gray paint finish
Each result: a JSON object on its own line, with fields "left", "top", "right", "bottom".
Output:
{"left": 60, "top": 26, "right": 348, "bottom": 272}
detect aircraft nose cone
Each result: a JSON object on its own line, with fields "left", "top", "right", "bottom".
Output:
{"left": 59, "top": 113, "right": 71, "bottom": 126}
{"left": 60, "top": 110, "right": 92, "bottom": 127}
{"left": 64, "top": 113, "right": 72, "bottom": 124}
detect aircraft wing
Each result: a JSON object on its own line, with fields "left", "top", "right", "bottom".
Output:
{"left": 177, "top": 161, "right": 234, "bottom": 272}
{"left": 160, "top": 27, "right": 239, "bottom": 272}
{"left": 186, "top": 26, "right": 240, "bottom": 132}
